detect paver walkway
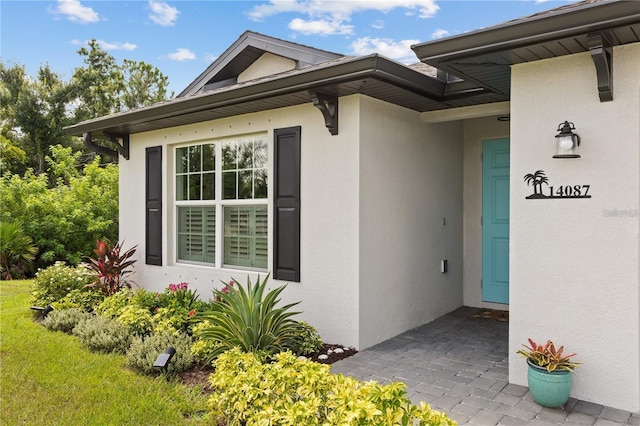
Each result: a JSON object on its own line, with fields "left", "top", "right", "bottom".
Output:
{"left": 331, "top": 307, "right": 639, "bottom": 425}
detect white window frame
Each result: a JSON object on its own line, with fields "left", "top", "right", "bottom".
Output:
{"left": 173, "top": 133, "right": 268, "bottom": 272}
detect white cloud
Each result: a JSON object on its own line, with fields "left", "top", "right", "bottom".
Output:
{"left": 71, "top": 39, "right": 136, "bottom": 51}
{"left": 371, "top": 20, "right": 385, "bottom": 30}
{"left": 350, "top": 37, "right": 420, "bottom": 64}
{"left": 149, "top": 0, "right": 180, "bottom": 26}
{"left": 247, "top": 1, "right": 438, "bottom": 36}
{"left": 168, "top": 48, "right": 196, "bottom": 61}
{"left": 50, "top": 0, "right": 99, "bottom": 24}
{"left": 289, "top": 18, "right": 353, "bottom": 35}
{"left": 96, "top": 40, "right": 137, "bottom": 51}
{"left": 432, "top": 29, "right": 449, "bottom": 39}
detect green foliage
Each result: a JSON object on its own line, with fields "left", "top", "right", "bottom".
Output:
{"left": 30, "top": 262, "right": 94, "bottom": 307}
{"left": 52, "top": 287, "right": 105, "bottom": 312}
{"left": 0, "top": 62, "right": 76, "bottom": 174}
{"left": 190, "top": 321, "right": 221, "bottom": 364}
{"left": 517, "top": 338, "right": 581, "bottom": 372}
{"left": 0, "top": 146, "right": 119, "bottom": 270}
{"left": 116, "top": 305, "right": 154, "bottom": 336}
{"left": 198, "top": 274, "right": 301, "bottom": 361}
{"left": 72, "top": 40, "right": 172, "bottom": 121}
{"left": 290, "top": 320, "right": 324, "bottom": 356}
{"left": 0, "top": 135, "right": 27, "bottom": 176}
{"left": 96, "top": 288, "right": 158, "bottom": 334}
{"left": 1, "top": 280, "right": 209, "bottom": 424}
{"left": 154, "top": 282, "right": 201, "bottom": 335}
{"left": 0, "top": 221, "right": 38, "bottom": 279}
{"left": 72, "top": 315, "right": 133, "bottom": 354}
{"left": 207, "top": 349, "right": 456, "bottom": 426}
{"left": 83, "top": 239, "right": 137, "bottom": 296}
{"left": 42, "top": 308, "right": 92, "bottom": 333}
{"left": 126, "top": 332, "right": 193, "bottom": 375}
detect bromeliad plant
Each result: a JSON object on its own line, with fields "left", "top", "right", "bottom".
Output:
{"left": 83, "top": 240, "right": 137, "bottom": 296}
{"left": 197, "top": 274, "right": 301, "bottom": 361}
{"left": 517, "top": 338, "right": 581, "bottom": 372}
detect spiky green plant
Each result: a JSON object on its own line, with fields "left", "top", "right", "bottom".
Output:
{"left": 197, "top": 274, "right": 300, "bottom": 361}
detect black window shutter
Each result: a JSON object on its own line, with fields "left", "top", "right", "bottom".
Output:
{"left": 146, "top": 146, "right": 162, "bottom": 265}
{"left": 273, "top": 127, "right": 301, "bottom": 282}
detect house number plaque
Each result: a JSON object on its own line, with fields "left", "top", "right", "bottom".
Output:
{"left": 524, "top": 170, "right": 591, "bottom": 200}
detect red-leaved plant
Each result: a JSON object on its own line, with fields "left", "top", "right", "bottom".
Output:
{"left": 517, "top": 338, "right": 581, "bottom": 372}
{"left": 83, "top": 240, "right": 137, "bottom": 296}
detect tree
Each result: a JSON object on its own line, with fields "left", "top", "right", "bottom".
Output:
{"left": 0, "top": 62, "right": 76, "bottom": 174}
{"left": 71, "top": 40, "right": 125, "bottom": 122}
{"left": 121, "top": 59, "right": 171, "bottom": 110}
{"left": 72, "top": 40, "right": 172, "bottom": 120}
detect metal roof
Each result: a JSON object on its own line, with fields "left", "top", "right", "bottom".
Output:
{"left": 411, "top": 0, "right": 640, "bottom": 97}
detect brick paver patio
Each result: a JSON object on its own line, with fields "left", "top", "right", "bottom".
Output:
{"left": 331, "top": 307, "right": 640, "bottom": 425}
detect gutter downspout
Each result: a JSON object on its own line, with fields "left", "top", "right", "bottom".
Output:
{"left": 83, "top": 132, "right": 130, "bottom": 160}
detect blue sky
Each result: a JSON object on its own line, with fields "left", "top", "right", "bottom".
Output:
{"left": 1, "top": 0, "right": 576, "bottom": 95}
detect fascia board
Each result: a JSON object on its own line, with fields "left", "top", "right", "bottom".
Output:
{"left": 65, "top": 55, "right": 445, "bottom": 136}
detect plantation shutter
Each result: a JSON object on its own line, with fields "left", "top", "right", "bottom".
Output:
{"left": 273, "top": 126, "right": 301, "bottom": 282}
{"left": 146, "top": 146, "right": 162, "bottom": 265}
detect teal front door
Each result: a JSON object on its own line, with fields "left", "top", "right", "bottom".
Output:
{"left": 482, "top": 138, "right": 510, "bottom": 304}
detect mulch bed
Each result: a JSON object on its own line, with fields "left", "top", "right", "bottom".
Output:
{"left": 177, "top": 343, "right": 357, "bottom": 393}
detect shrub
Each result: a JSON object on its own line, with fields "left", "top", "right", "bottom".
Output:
{"left": 42, "top": 308, "right": 92, "bottom": 333}
{"left": 52, "top": 287, "right": 105, "bottom": 312}
{"left": 30, "top": 262, "right": 93, "bottom": 307}
{"left": 126, "top": 332, "right": 193, "bottom": 375}
{"left": 198, "top": 274, "right": 300, "bottom": 361}
{"left": 152, "top": 283, "right": 202, "bottom": 335}
{"left": 207, "top": 349, "right": 455, "bottom": 425}
{"left": 83, "top": 239, "right": 137, "bottom": 296}
{"left": 98, "top": 288, "right": 138, "bottom": 318}
{"left": 117, "top": 305, "right": 154, "bottom": 336}
{"left": 290, "top": 321, "right": 324, "bottom": 356}
{"left": 0, "top": 148, "right": 119, "bottom": 270}
{"left": 0, "top": 221, "right": 38, "bottom": 280}
{"left": 190, "top": 321, "right": 221, "bottom": 365}
{"left": 72, "top": 315, "right": 133, "bottom": 354}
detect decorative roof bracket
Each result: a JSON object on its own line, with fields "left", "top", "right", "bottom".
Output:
{"left": 310, "top": 91, "right": 338, "bottom": 135}
{"left": 82, "top": 132, "right": 130, "bottom": 161}
{"left": 588, "top": 32, "right": 613, "bottom": 102}
{"left": 105, "top": 132, "right": 130, "bottom": 160}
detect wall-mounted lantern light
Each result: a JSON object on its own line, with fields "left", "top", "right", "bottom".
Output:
{"left": 553, "top": 121, "right": 580, "bottom": 159}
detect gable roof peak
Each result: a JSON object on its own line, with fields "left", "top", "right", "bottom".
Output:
{"left": 178, "top": 30, "right": 344, "bottom": 98}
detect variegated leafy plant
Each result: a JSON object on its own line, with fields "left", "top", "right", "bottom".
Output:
{"left": 517, "top": 338, "right": 581, "bottom": 372}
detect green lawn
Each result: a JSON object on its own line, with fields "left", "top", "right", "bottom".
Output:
{"left": 0, "top": 280, "right": 208, "bottom": 425}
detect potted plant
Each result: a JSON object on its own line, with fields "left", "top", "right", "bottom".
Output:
{"left": 517, "top": 338, "right": 581, "bottom": 408}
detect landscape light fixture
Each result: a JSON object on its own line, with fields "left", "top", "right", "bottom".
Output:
{"left": 553, "top": 121, "right": 581, "bottom": 159}
{"left": 153, "top": 347, "right": 176, "bottom": 380}
{"left": 30, "top": 304, "right": 54, "bottom": 318}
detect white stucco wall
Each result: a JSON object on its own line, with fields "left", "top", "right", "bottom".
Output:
{"left": 237, "top": 53, "right": 296, "bottom": 83}
{"left": 357, "top": 96, "right": 464, "bottom": 349}
{"left": 509, "top": 44, "right": 640, "bottom": 412}
{"left": 462, "top": 117, "right": 510, "bottom": 310}
{"left": 120, "top": 96, "right": 362, "bottom": 347}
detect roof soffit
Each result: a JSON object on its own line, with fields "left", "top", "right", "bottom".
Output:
{"left": 412, "top": 0, "right": 640, "bottom": 96}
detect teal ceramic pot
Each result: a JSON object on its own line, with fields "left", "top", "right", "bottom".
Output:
{"left": 527, "top": 360, "right": 573, "bottom": 408}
